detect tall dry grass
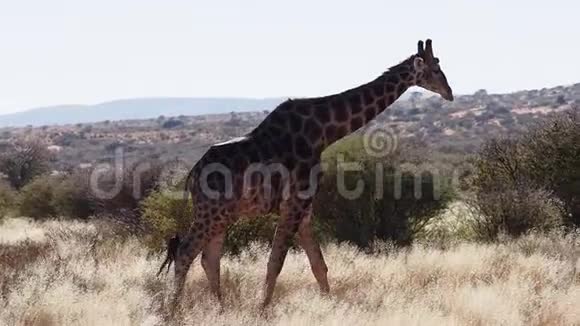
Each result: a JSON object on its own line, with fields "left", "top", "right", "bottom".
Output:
{"left": 1, "top": 217, "right": 579, "bottom": 326}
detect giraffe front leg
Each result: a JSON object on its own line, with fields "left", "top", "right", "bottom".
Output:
{"left": 262, "top": 198, "right": 309, "bottom": 308}
{"left": 262, "top": 225, "right": 296, "bottom": 308}
{"left": 298, "top": 207, "right": 330, "bottom": 294}
{"left": 201, "top": 231, "right": 226, "bottom": 302}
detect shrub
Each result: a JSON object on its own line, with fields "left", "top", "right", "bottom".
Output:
{"left": 471, "top": 137, "right": 524, "bottom": 193}
{"left": 140, "top": 190, "right": 193, "bottom": 248}
{"left": 51, "top": 171, "right": 95, "bottom": 219}
{"left": 0, "top": 181, "right": 16, "bottom": 219}
{"left": 523, "top": 110, "right": 580, "bottom": 226}
{"left": 17, "top": 170, "right": 103, "bottom": 220}
{"left": 17, "top": 171, "right": 99, "bottom": 220}
{"left": 89, "top": 160, "right": 165, "bottom": 216}
{"left": 469, "top": 187, "right": 564, "bottom": 241}
{"left": 470, "top": 139, "right": 545, "bottom": 240}
{"left": 0, "top": 141, "right": 52, "bottom": 189}
{"left": 470, "top": 111, "right": 580, "bottom": 238}
{"left": 18, "top": 175, "right": 61, "bottom": 219}
{"left": 12, "top": 159, "right": 181, "bottom": 222}
{"left": 314, "top": 135, "right": 454, "bottom": 247}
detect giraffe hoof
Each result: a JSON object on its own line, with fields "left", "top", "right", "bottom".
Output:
{"left": 258, "top": 303, "right": 272, "bottom": 318}
{"left": 260, "top": 299, "right": 272, "bottom": 311}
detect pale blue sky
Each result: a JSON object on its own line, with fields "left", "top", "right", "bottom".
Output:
{"left": 1, "top": 0, "right": 578, "bottom": 114}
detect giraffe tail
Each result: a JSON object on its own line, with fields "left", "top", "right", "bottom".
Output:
{"left": 156, "top": 235, "right": 181, "bottom": 277}
{"left": 156, "top": 166, "right": 193, "bottom": 277}
{"left": 156, "top": 166, "right": 194, "bottom": 277}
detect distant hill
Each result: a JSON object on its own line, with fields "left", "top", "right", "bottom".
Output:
{"left": 0, "top": 98, "right": 285, "bottom": 127}
{"left": 1, "top": 83, "right": 579, "bottom": 131}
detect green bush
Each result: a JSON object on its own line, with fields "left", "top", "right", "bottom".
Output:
{"left": 18, "top": 175, "right": 60, "bottom": 219}
{"left": 470, "top": 111, "right": 579, "bottom": 238}
{"left": 0, "top": 181, "right": 16, "bottom": 219}
{"left": 0, "top": 141, "right": 52, "bottom": 189}
{"left": 51, "top": 171, "right": 95, "bottom": 219}
{"left": 523, "top": 111, "right": 580, "bottom": 226}
{"left": 314, "top": 135, "right": 454, "bottom": 247}
{"left": 140, "top": 190, "right": 193, "bottom": 248}
{"left": 469, "top": 187, "right": 564, "bottom": 241}
{"left": 14, "top": 160, "right": 177, "bottom": 221}
{"left": 17, "top": 172, "right": 98, "bottom": 220}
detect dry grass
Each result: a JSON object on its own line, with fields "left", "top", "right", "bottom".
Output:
{"left": 1, "top": 218, "right": 580, "bottom": 326}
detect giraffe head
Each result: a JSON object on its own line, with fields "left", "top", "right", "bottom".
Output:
{"left": 413, "top": 39, "right": 454, "bottom": 101}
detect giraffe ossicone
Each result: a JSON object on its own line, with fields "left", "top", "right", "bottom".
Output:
{"left": 168, "top": 38, "right": 454, "bottom": 309}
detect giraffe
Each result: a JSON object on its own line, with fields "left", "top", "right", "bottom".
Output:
{"left": 168, "top": 39, "right": 453, "bottom": 308}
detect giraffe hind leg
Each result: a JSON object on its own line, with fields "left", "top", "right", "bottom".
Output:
{"left": 201, "top": 231, "right": 226, "bottom": 302}
{"left": 171, "top": 222, "right": 211, "bottom": 312}
{"left": 171, "top": 210, "right": 232, "bottom": 312}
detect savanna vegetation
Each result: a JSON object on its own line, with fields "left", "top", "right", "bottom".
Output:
{"left": 1, "top": 97, "right": 579, "bottom": 324}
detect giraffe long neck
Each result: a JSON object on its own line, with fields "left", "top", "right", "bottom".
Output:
{"left": 250, "top": 56, "right": 420, "bottom": 161}
{"left": 314, "top": 56, "right": 418, "bottom": 150}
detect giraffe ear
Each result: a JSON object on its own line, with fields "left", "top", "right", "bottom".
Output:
{"left": 413, "top": 57, "right": 425, "bottom": 72}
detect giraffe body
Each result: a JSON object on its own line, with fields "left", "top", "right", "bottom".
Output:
{"left": 170, "top": 39, "right": 453, "bottom": 308}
